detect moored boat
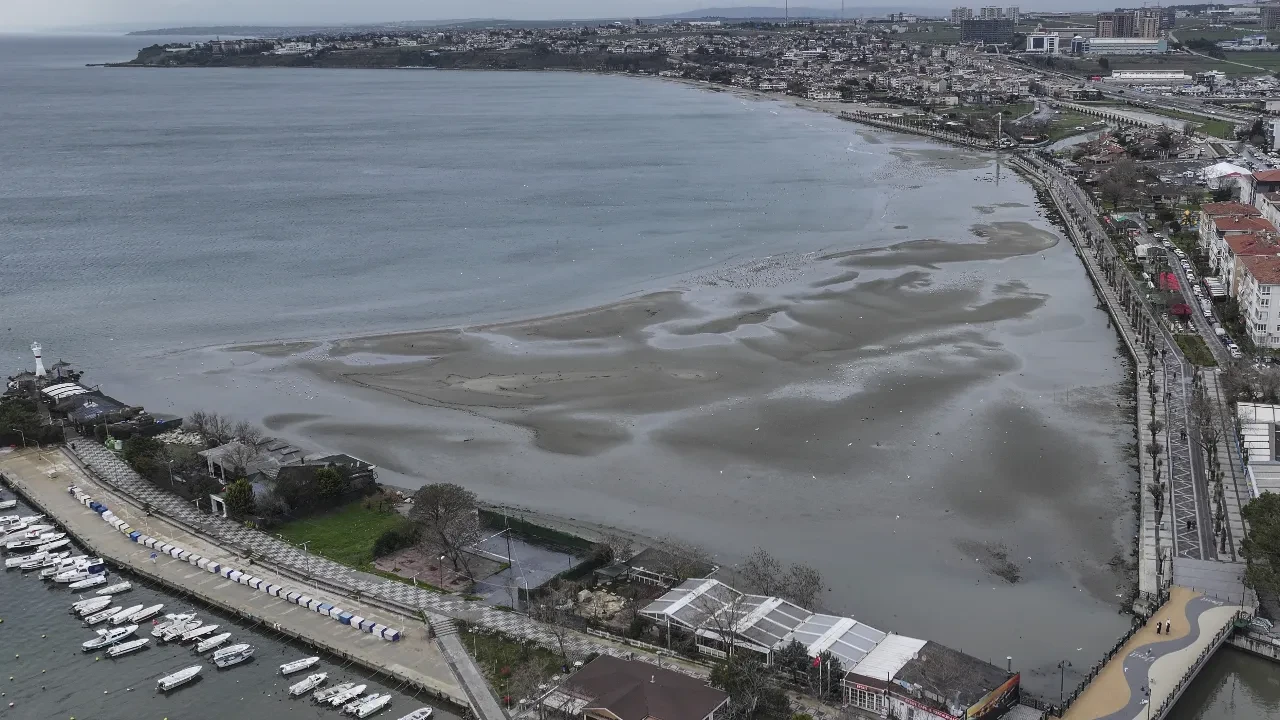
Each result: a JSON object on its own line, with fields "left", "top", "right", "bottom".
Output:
{"left": 53, "top": 558, "right": 105, "bottom": 582}
{"left": 68, "top": 573, "right": 108, "bottom": 590}
{"left": 195, "top": 632, "right": 231, "bottom": 653}
{"left": 43, "top": 554, "right": 89, "bottom": 579}
{"left": 355, "top": 694, "right": 392, "bottom": 718}
{"left": 289, "top": 672, "right": 328, "bottom": 697}
{"left": 161, "top": 617, "right": 201, "bottom": 642}
{"left": 279, "top": 656, "right": 320, "bottom": 675}
{"left": 85, "top": 605, "right": 123, "bottom": 625}
{"left": 109, "top": 605, "right": 144, "bottom": 625}
{"left": 212, "top": 643, "right": 254, "bottom": 668}
{"left": 327, "top": 684, "right": 367, "bottom": 707}
{"left": 97, "top": 582, "right": 131, "bottom": 596}
{"left": 151, "top": 613, "right": 196, "bottom": 638}
{"left": 18, "top": 550, "right": 68, "bottom": 571}
{"left": 157, "top": 665, "right": 202, "bottom": 692}
{"left": 73, "top": 595, "right": 114, "bottom": 616}
{"left": 0, "top": 499, "right": 16, "bottom": 511}
{"left": 106, "top": 638, "right": 150, "bottom": 658}
{"left": 6, "top": 531, "right": 64, "bottom": 551}
{"left": 343, "top": 694, "right": 374, "bottom": 715}
{"left": 395, "top": 708, "right": 433, "bottom": 720}
{"left": 181, "top": 624, "right": 219, "bottom": 643}
{"left": 130, "top": 604, "right": 165, "bottom": 623}
{"left": 313, "top": 682, "right": 355, "bottom": 703}
{"left": 82, "top": 624, "right": 138, "bottom": 651}
{"left": 1, "top": 523, "right": 52, "bottom": 543}
{"left": 35, "top": 537, "right": 71, "bottom": 554}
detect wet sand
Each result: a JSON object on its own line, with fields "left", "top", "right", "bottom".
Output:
{"left": 98, "top": 141, "right": 1135, "bottom": 697}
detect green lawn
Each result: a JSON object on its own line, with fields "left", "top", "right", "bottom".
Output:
{"left": 459, "top": 624, "right": 566, "bottom": 704}
{"left": 1175, "top": 333, "right": 1219, "bottom": 367}
{"left": 275, "top": 503, "right": 411, "bottom": 568}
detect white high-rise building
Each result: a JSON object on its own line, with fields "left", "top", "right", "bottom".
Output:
{"left": 1006, "top": 6, "right": 1020, "bottom": 24}
{"left": 980, "top": 6, "right": 1003, "bottom": 18}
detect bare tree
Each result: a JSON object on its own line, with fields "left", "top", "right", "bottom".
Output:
{"left": 783, "top": 564, "right": 824, "bottom": 609}
{"left": 232, "top": 420, "right": 265, "bottom": 446}
{"left": 742, "top": 547, "right": 785, "bottom": 597}
{"left": 506, "top": 661, "right": 551, "bottom": 709}
{"left": 188, "top": 409, "right": 234, "bottom": 445}
{"left": 410, "top": 483, "right": 483, "bottom": 575}
{"left": 653, "top": 536, "right": 713, "bottom": 582}
{"left": 529, "top": 585, "right": 575, "bottom": 661}
{"left": 597, "top": 532, "right": 635, "bottom": 564}
{"left": 221, "top": 440, "right": 264, "bottom": 479}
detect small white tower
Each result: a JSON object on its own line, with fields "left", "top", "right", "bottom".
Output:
{"left": 32, "top": 342, "right": 46, "bottom": 378}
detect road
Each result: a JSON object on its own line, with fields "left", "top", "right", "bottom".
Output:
{"left": 1035, "top": 158, "right": 1213, "bottom": 560}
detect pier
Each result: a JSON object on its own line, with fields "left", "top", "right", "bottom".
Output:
{"left": 0, "top": 448, "right": 471, "bottom": 712}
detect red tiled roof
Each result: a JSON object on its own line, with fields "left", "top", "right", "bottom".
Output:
{"left": 1201, "top": 201, "right": 1260, "bottom": 217}
{"left": 1241, "top": 255, "right": 1280, "bottom": 285}
{"left": 1254, "top": 170, "right": 1280, "bottom": 183}
{"left": 1214, "top": 216, "right": 1276, "bottom": 233}
{"left": 1226, "top": 232, "right": 1280, "bottom": 256}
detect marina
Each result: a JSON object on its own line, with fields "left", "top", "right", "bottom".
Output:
{"left": 0, "top": 481, "right": 459, "bottom": 720}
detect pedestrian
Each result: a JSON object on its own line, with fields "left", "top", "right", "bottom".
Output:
{"left": 1156, "top": 621, "right": 1162, "bottom": 636}
{"left": 1166, "top": 620, "right": 1172, "bottom": 634}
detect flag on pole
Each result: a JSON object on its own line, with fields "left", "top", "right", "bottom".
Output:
{"left": 812, "top": 656, "right": 822, "bottom": 668}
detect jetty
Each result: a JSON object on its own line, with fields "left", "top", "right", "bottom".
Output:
{"left": 0, "top": 448, "right": 469, "bottom": 710}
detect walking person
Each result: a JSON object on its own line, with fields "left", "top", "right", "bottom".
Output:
{"left": 1156, "top": 620, "right": 1162, "bottom": 636}
{"left": 1166, "top": 619, "right": 1172, "bottom": 635}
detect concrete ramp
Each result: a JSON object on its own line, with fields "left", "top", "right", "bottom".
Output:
{"left": 1062, "top": 587, "right": 1245, "bottom": 720}
{"left": 1171, "top": 559, "right": 1249, "bottom": 606}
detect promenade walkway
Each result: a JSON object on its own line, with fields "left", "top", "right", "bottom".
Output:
{"left": 1061, "top": 588, "right": 1244, "bottom": 720}
{"left": 0, "top": 448, "right": 467, "bottom": 706}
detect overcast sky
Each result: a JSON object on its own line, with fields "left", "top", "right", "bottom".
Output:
{"left": 2, "top": 1, "right": 1099, "bottom": 31}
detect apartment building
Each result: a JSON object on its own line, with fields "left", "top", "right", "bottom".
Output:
{"left": 1238, "top": 255, "right": 1280, "bottom": 348}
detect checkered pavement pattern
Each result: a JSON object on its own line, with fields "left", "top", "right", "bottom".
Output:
{"left": 71, "top": 442, "right": 609, "bottom": 660}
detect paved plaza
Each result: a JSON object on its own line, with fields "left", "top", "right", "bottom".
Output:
{"left": 1062, "top": 588, "right": 1244, "bottom": 720}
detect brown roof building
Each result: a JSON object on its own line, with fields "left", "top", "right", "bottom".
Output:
{"left": 545, "top": 656, "right": 729, "bottom": 720}
{"left": 1201, "top": 201, "right": 1260, "bottom": 218}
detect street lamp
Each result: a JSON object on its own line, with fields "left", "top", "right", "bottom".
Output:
{"left": 10, "top": 428, "right": 26, "bottom": 449}
{"left": 439, "top": 555, "right": 446, "bottom": 590}
{"left": 166, "top": 458, "right": 175, "bottom": 489}
{"left": 1058, "top": 660, "right": 1072, "bottom": 706}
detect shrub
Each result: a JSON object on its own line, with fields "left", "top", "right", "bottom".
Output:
{"left": 372, "top": 523, "right": 420, "bottom": 558}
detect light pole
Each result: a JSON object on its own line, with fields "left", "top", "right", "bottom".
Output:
{"left": 1058, "top": 660, "right": 1072, "bottom": 706}
{"left": 166, "top": 458, "right": 175, "bottom": 489}
{"left": 10, "top": 428, "right": 26, "bottom": 449}
{"left": 439, "top": 555, "right": 446, "bottom": 590}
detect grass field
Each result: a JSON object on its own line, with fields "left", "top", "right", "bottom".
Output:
{"left": 275, "top": 503, "right": 411, "bottom": 568}
{"left": 1175, "top": 333, "right": 1219, "bottom": 367}
{"left": 459, "top": 624, "right": 566, "bottom": 703}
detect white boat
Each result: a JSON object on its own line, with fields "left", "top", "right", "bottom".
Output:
{"left": 288, "top": 672, "right": 328, "bottom": 697}
{"left": 68, "top": 573, "right": 108, "bottom": 590}
{"left": 109, "top": 605, "right": 145, "bottom": 625}
{"left": 195, "top": 632, "right": 231, "bottom": 653}
{"left": 313, "top": 682, "right": 355, "bottom": 703}
{"left": 161, "top": 617, "right": 201, "bottom": 642}
{"left": 53, "top": 557, "right": 104, "bottom": 582}
{"left": 130, "top": 604, "right": 164, "bottom": 623}
{"left": 181, "top": 624, "right": 219, "bottom": 643}
{"left": 82, "top": 624, "right": 138, "bottom": 651}
{"left": 152, "top": 613, "right": 196, "bottom": 638}
{"left": 328, "top": 684, "right": 367, "bottom": 707}
{"left": 106, "top": 638, "right": 150, "bottom": 658}
{"left": 157, "top": 665, "right": 202, "bottom": 692}
{"left": 17, "top": 550, "right": 68, "bottom": 570}
{"left": 97, "top": 582, "right": 132, "bottom": 596}
{"left": 85, "top": 606, "right": 123, "bottom": 625}
{"left": 0, "top": 515, "right": 18, "bottom": 527}
{"left": 0, "top": 500, "right": 16, "bottom": 511}
{"left": 396, "top": 708, "right": 433, "bottom": 720}
{"left": 73, "top": 594, "right": 113, "bottom": 614}
{"left": 43, "top": 555, "right": 88, "bottom": 579}
{"left": 6, "top": 531, "right": 64, "bottom": 551}
{"left": 355, "top": 694, "right": 392, "bottom": 718}
{"left": 35, "top": 537, "right": 70, "bottom": 553}
{"left": 212, "top": 643, "right": 254, "bottom": 668}
{"left": 279, "top": 656, "right": 320, "bottom": 675}
{"left": 1, "top": 523, "right": 52, "bottom": 543}
{"left": 343, "top": 694, "right": 374, "bottom": 714}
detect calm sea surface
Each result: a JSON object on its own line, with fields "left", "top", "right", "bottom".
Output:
{"left": 0, "top": 33, "right": 1275, "bottom": 718}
